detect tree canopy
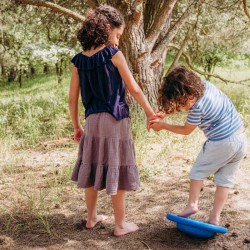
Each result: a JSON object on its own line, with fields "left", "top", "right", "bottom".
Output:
{"left": 1, "top": 0, "right": 249, "bottom": 96}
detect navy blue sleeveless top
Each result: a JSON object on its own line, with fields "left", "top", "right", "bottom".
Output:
{"left": 71, "top": 46, "right": 129, "bottom": 120}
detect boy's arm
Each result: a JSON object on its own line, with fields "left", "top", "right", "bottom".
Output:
{"left": 150, "top": 121, "right": 197, "bottom": 135}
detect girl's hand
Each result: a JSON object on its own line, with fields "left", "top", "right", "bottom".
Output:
{"left": 155, "top": 111, "right": 172, "bottom": 119}
{"left": 74, "top": 127, "right": 84, "bottom": 143}
{"left": 146, "top": 113, "right": 157, "bottom": 131}
{"left": 149, "top": 120, "right": 164, "bottom": 132}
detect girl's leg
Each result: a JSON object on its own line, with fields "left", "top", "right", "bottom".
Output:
{"left": 111, "top": 190, "right": 139, "bottom": 236}
{"left": 178, "top": 179, "right": 203, "bottom": 217}
{"left": 208, "top": 186, "right": 229, "bottom": 225}
{"left": 85, "top": 187, "right": 108, "bottom": 229}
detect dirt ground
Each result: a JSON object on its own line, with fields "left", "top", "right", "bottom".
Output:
{"left": 0, "top": 137, "right": 249, "bottom": 250}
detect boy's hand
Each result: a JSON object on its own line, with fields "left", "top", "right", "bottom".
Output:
{"left": 74, "top": 127, "right": 84, "bottom": 143}
{"left": 149, "top": 120, "right": 164, "bottom": 132}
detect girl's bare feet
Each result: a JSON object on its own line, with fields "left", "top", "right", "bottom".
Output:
{"left": 114, "top": 222, "right": 139, "bottom": 236}
{"left": 86, "top": 215, "right": 108, "bottom": 229}
{"left": 178, "top": 204, "right": 198, "bottom": 217}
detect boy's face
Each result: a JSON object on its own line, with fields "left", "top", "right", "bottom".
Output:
{"left": 180, "top": 102, "right": 193, "bottom": 111}
{"left": 179, "top": 105, "right": 188, "bottom": 111}
{"left": 108, "top": 25, "right": 124, "bottom": 47}
{"left": 172, "top": 98, "right": 196, "bottom": 113}
{"left": 173, "top": 104, "right": 189, "bottom": 113}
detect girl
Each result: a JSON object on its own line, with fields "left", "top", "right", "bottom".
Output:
{"left": 69, "top": 5, "right": 155, "bottom": 236}
{"left": 150, "top": 66, "right": 247, "bottom": 225}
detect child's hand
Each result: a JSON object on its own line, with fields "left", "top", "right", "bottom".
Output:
{"left": 149, "top": 120, "right": 164, "bottom": 132}
{"left": 155, "top": 111, "right": 166, "bottom": 119}
{"left": 155, "top": 110, "right": 172, "bottom": 119}
{"left": 146, "top": 113, "right": 157, "bottom": 131}
{"left": 74, "top": 127, "right": 84, "bottom": 143}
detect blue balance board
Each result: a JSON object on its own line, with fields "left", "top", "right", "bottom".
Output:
{"left": 166, "top": 213, "right": 228, "bottom": 238}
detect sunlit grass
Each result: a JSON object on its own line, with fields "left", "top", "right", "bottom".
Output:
{"left": 0, "top": 73, "right": 72, "bottom": 149}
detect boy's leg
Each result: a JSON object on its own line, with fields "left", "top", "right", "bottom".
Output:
{"left": 85, "top": 187, "right": 108, "bottom": 229}
{"left": 210, "top": 133, "right": 247, "bottom": 225}
{"left": 111, "top": 190, "right": 139, "bottom": 236}
{"left": 178, "top": 179, "right": 203, "bottom": 217}
{"left": 208, "top": 186, "right": 229, "bottom": 225}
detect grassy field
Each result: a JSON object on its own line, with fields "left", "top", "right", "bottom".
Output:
{"left": 0, "top": 66, "right": 249, "bottom": 249}
{"left": 0, "top": 66, "right": 249, "bottom": 182}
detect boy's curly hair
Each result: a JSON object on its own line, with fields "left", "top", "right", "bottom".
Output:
{"left": 77, "top": 5, "right": 124, "bottom": 50}
{"left": 158, "top": 66, "right": 205, "bottom": 114}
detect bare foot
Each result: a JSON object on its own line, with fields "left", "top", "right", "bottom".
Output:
{"left": 86, "top": 215, "right": 108, "bottom": 229}
{"left": 114, "top": 222, "right": 139, "bottom": 236}
{"left": 178, "top": 204, "right": 198, "bottom": 217}
{"left": 208, "top": 215, "right": 220, "bottom": 225}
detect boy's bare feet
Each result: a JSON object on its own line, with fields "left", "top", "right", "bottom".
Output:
{"left": 86, "top": 215, "right": 108, "bottom": 229}
{"left": 178, "top": 204, "right": 198, "bottom": 217}
{"left": 114, "top": 222, "right": 139, "bottom": 236}
{"left": 208, "top": 214, "right": 220, "bottom": 225}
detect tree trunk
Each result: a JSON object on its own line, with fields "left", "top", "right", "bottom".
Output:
{"left": 120, "top": 21, "right": 164, "bottom": 106}
{"left": 30, "top": 65, "right": 36, "bottom": 77}
{"left": 108, "top": 0, "right": 179, "bottom": 106}
{"left": 44, "top": 63, "right": 49, "bottom": 73}
{"left": 1, "top": 64, "right": 6, "bottom": 76}
{"left": 56, "top": 58, "right": 64, "bottom": 84}
{"left": 18, "top": 69, "right": 23, "bottom": 88}
{"left": 8, "top": 68, "right": 17, "bottom": 82}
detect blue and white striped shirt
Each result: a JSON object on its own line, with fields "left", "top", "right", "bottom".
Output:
{"left": 187, "top": 81, "right": 243, "bottom": 141}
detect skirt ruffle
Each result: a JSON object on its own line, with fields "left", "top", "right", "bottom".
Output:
{"left": 71, "top": 113, "right": 140, "bottom": 195}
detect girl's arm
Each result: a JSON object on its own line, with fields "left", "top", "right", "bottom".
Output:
{"left": 150, "top": 120, "right": 197, "bottom": 135}
{"left": 69, "top": 66, "right": 84, "bottom": 142}
{"left": 111, "top": 51, "right": 155, "bottom": 122}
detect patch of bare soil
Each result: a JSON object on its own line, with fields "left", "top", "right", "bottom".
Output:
{"left": 0, "top": 138, "right": 249, "bottom": 250}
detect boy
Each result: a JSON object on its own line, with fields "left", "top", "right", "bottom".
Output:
{"left": 150, "top": 66, "right": 248, "bottom": 225}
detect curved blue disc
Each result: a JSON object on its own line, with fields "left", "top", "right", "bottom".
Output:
{"left": 166, "top": 213, "right": 227, "bottom": 238}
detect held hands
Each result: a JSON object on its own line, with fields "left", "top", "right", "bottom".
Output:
{"left": 146, "top": 114, "right": 156, "bottom": 131}
{"left": 74, "top": 127, "right": 84, "bottom": 143}
{"left": 148, "top": 111, "right": 169, "bottom": 132}
{"left": 149, "top": 120, "right": 165, "bottom": 132}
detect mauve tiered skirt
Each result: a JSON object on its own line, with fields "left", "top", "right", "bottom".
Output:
{"left": 71, "top": 112, "right": 140, "bottom": 195}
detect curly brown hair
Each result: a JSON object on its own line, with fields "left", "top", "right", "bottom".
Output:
{"left": 77, "top": 5, "right": 124, "bottom": 50}
{"left": 158, "top": 66, "right": 205, "bottom": 114}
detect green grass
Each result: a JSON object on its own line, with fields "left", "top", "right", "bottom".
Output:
{"left": 0, "top": 73, "right": 73, "bottom": 149}
{"left": 0, "top": 66, "right": 249, "bottom": 152}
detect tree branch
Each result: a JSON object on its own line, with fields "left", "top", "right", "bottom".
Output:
{"left": 167, "top": 26, "right": 193, "bottom": 74}
{"left": 243, "top": 0, "right": 250, "bottom": 21}
{"left": 145, "top": 0, "right": 177, "bottom": 49}
{"left": 152, "top": 0, "right": 202, "bottom": 59}
{"left": 15, "top": 0, "right": 85, "bottom": 22}
{"left": 167, "top": 44, "right": 250, "bottom": 86}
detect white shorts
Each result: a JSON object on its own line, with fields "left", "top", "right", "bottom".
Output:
{"left": 191, "top": 130, "right": 248, "bottom": 187}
